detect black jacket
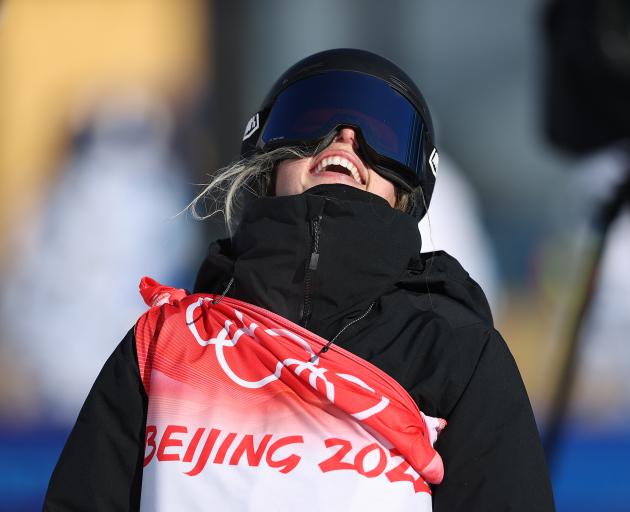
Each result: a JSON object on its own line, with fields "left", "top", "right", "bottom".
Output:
{"left": 45, "top": 185, "right": 555, "bottom": 511}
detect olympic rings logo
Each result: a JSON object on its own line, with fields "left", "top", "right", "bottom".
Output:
{"left": 185, "top": 298, "right": 389, "bottom": 420}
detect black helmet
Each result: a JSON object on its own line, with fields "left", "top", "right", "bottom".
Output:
{"left": 241, "top": 48, "right": 439, "bottom": 218}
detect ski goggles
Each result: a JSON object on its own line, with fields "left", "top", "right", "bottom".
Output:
{"left": 247, "top": 71, "right": 434, "bottom": 190}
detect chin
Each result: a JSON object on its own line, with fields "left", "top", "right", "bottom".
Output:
{"left": 309, "top": 175, "right": 364, "bottom": 190}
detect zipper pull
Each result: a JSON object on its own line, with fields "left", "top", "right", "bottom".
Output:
{"left": 300, "top": 213, "right": 323, "bottom": 327}
{"left": 308, "top": 252, "right": 319, "bottom": 271}
{"left": 308, "top": 214, "right": 322, "bottom": 271}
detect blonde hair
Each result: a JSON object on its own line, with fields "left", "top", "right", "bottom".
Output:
{"left": 188, "top": 146, "right": 308, "bottom": 234}
{"left": 189, "top": 144, "right": 413, "bottom": 235}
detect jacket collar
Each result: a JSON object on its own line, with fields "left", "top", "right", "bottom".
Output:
{"left": 194, "top": 184, "right": 422, "bottom": 339}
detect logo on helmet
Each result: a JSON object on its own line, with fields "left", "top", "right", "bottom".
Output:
{"left": 242, "top": 113, "right": 260, "bottom": 141}
{"left": 429, "top": 148, "right": 439, "bottom": 178}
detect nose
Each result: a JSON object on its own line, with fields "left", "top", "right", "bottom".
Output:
{"left": 334, "top": 127, "right": 359, "bottom": 148}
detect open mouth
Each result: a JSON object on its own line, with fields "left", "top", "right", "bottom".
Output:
{"left": 311, "top": 154, "right": 365, "bottom": 185}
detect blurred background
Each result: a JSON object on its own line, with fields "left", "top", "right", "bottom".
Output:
{"left": 1, "top": 0, "right": 628, "bottom": 510}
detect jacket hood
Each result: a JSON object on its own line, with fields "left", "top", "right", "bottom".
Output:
{"left": 402, "top": 250, "right": 494, "bottom": 327}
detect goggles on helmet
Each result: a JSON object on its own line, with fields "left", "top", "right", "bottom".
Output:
{"left": 250, "top": 71, "right": 433, "bottom": 191}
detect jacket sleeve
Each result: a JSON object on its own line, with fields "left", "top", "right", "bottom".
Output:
{"left": 432, "top": 329, "right": 555, "bottom": 512}
{"left": 44, "top": 328, "right": 148, "bottom": 512}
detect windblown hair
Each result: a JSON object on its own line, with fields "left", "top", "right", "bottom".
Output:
{"left": 189, "top": 143, "right": 413, "bottom": 235}
{"left": 188, "top": 146, "right": 310, "bottom": 235}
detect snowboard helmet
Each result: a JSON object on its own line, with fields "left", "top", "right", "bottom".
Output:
{"left": 240, "top": 48, "right": 439, "bottom": 219}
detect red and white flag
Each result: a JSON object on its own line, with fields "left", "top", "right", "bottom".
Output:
{"left": 136, "top": 277, "right": 445, "bottom": 511}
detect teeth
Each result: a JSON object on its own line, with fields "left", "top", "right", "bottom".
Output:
{"left": 314, "top": 156, "right": 362, "bottom": 184}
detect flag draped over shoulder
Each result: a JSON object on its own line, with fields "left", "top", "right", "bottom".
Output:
{"left": 136, "top": 276, "right": 445, "bottom": 511}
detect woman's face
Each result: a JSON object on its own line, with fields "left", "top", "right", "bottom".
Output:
{"left": 274, "top": 128, "right": 397, "bottom": 207}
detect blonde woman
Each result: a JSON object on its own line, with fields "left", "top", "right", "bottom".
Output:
{"left": 45, "top": 49, "right": 554, "bottom": 512}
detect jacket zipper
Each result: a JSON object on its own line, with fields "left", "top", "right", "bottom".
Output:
{"left": 300, "top": 213, "right": 322, "bottom": 327}
{"left": 299, "top": 208, "right": 376, "bottom": 347}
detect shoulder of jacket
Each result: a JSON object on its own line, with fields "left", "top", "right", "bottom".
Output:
{"left": 402, "top": 288, "right": 492, "bottom": 332}
{"left": 391, "top": 294, "right": 498, "bottom": 418}
{"left": 402, "top": 251, "right": 494, "bottom": 327}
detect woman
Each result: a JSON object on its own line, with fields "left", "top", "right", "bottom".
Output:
{"left": 45, "top": 49, "right": 554, "bottom": 511}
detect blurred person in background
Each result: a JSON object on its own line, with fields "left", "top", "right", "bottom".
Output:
{"left": 418, "top": 153, "right": 502, "bottom": 315}
{"left": 0, "top": 2, "right": 208, "bottom": 509}
{"left": 45, "top": 49, "right": 554, "bottom": 512}
{"left": 542, "top": 0, "right": 630, "bottom": 510}
{"left": 0, "top": 92, "right": 201, "bottom": 422}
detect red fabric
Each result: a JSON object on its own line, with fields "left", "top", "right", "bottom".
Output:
{"left": 136, "top": 276, "right": 444, "bottom": 486}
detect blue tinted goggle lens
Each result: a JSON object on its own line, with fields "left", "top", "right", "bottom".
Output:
{"left": 259, "top": 71, "right": 425, "bottom": 185}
